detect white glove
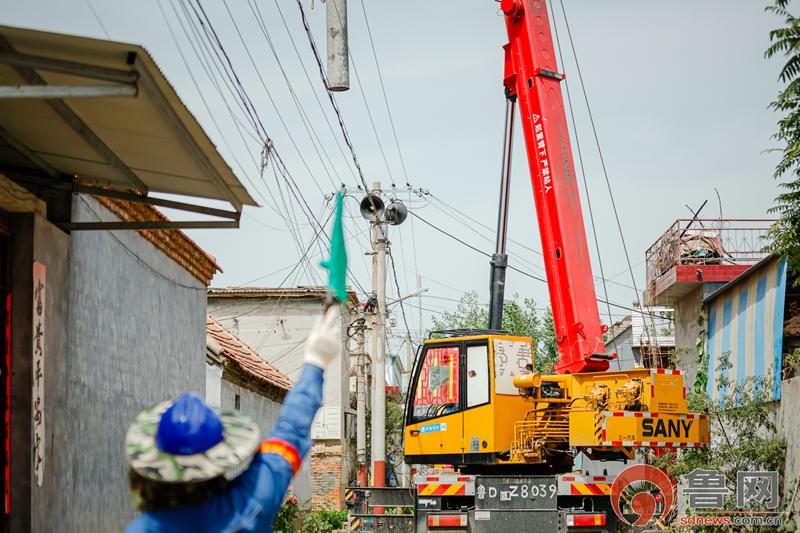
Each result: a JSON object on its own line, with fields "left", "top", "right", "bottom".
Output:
{"left": 303, "top": 306, "right": 341, "bottom": 370}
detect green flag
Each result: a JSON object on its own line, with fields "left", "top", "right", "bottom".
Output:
{"left": 321, "top": 191, "right": 348, "bottom": 303}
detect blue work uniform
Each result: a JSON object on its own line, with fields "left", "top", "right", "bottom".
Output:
{"left": 125, "top": 365, "right": 323, "bottom": 533}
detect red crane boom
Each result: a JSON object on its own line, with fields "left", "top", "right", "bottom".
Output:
{"left": 501, "top": 0, "right": 609, "bottom": 374}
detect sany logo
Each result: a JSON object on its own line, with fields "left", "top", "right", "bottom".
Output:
{"left": 611, "top": 464, "right": 675, "bottom": 527}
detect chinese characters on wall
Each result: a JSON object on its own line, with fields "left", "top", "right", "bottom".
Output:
{"left": 32, "top": 261, "right": 45, "bottom": 487}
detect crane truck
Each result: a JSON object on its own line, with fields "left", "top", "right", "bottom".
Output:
{"left": 395, "top": 1, "right": 711, "bottom": 531}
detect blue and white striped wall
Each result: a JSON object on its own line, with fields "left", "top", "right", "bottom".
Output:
{"left": 705, "top": 257, "right": 787, "bottom": 404}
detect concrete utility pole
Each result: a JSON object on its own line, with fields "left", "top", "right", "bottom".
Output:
{"left": 370, "top": 182, "right": 387, "bottom": 488}
{"left": 417, "top": 274, "right": 423, "bottom": 341}
{"left": 326, "top": 0, "right": 349, "bottom": 91}
{"left": 354, "top": 317, "right": 369, "bottom": 487}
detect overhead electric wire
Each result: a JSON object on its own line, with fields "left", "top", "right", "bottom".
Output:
{"left": 556, "top": 0, "right": 656, "bottom": 342}
{"left": 215, "top": 205, "right": 336, "bottom": 320}
{"left": 293, "top": 0, "right": 371, "bottom": 194}
{"left": 184, "top": 0, "right": 269, "bottom": 141}
{"left": 190, "top": 0, "right": 275, "bottom": 143}
{"left": 268, "top": 0, "right": 358, "bottom": 179}
{"left": 84, "top": 0, "right": 111, "bottom": 38}
{"left": 426, "top": 191, "right": 640, "bottom": 294}
{"left": 238, "top": 0, "right": 343, "bottom": 190}
{"left": 178, "top": 0, "right": 368, "bottom": 296}
{"left": 216, "top": 0, "right": 333, "bottom": 195}
{"left": 168, "top": 0, "right": 332, "bottom": 278}
{"left": 327, "top": 0, "right": 396, "bottom": 182}
{"left": 158, "top": 0, "right": 288, "bottom": 223}
{"left": 548, "top": 0, "right": 620, "bottom": 367}
{"left": 357, "top": 0, "right": 410, "bottom": 183}
{"left": 410, "top": 211, "right": 671, "bottom": 322}
{"left": 175, "top": 3, "right": 264, "bottom": 146}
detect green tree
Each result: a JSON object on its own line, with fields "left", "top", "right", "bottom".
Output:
{"left": 430, "top": 291, "right": 558, "bottom": 373}
{"left": 766, "top": 0, "right": 800, "bottom": 279}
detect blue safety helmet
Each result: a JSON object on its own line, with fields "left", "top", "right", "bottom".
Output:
{"left": 155, "top": 393, "right": 225, "bottom": 455}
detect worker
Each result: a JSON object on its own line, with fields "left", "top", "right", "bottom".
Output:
{"left": 123, "top": 306, "right": 341, "bottom": 532}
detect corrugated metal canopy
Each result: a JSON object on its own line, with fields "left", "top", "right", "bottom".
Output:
{"left": 0, "top": 25, "right": 256, "bottom": 211}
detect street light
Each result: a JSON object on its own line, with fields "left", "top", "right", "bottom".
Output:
{"left": 387, "top": 287, "right": 429, "bottom": 307}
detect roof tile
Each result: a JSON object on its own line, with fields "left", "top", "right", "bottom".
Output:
{"left": 207, "top": 315, "right": 293, "bottom": 391}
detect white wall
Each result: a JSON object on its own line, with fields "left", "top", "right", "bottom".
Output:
{"left": 208, "top": 298, "right": 351, "bottom": 437}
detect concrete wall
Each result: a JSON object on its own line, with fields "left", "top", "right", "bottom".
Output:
{"left": 605, "top": 327, "right": 640, "bottom": 370}
{"left": 673, "top": 287, "right": 703, "bottom": 390}
{"left": 777, "top": 376, "right": 800, "bottom": 497}
{"left": 17, "top": 196, "right": 208, "bottom": 533}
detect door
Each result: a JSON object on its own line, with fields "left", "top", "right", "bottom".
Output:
{"left": 462, "top": 341, "right": 492, "bottom": 456}
{"left": 404, "top": 344, "right": 464, "bottom": 461}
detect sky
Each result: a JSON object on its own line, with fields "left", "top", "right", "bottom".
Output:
{"left": 1, "top": 0, "right": 788, "bottom": 349}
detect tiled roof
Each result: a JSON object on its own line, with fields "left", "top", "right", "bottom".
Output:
{"left": 208, "top": 286, "right": 359, "bottom": 305}
{"left": 94, "top": 194, "right": 222, "bottom": 286}
{"left": 207, "top": 315, "right": 293, "bottom": 391}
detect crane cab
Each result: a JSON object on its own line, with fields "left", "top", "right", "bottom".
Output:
{"left": 403, "top": 331, "right": 537, "bottom": 468}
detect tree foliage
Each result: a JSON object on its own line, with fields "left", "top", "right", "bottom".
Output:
{"left": 766, "top": 0, "right": 800, "bottom": 280}
{"left": 430, "top": 291, "right": 558, "bottom": 373}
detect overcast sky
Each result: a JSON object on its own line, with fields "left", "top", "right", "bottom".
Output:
{"left": 1, "top": 0, "right": 788, "bottom": 345}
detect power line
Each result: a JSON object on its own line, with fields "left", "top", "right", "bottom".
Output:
{"left": 165, "top": 0, "right": 328, "bottom": 283}
{"left": 548, "top": 0, "right": 620, "bottom": 367}
{"left": 268, "top": 0, "right": 358, "bottom": 180}
{"left": 238, "top": 0, "right": 343, "bottom": 190}
{"left": 556, "top": 0, "right": 655, "bottom": 342}
{"left": 357, "top": 0, "right": 410, "bottom": 183}
{"left": 293, "top": 0, "right": 371, "bottom": 194}
{"left": 386, "top": 234, "right": 413, "bottom": 348}
{"left": 426, "top": 191, "right": 641, "bottom": 294}
{"left": 179, "top": 0, "right": 368, "bottom": 296}
{"left": 410, "top": 211, "right": 671, "bottom": 322}
{"left": 157, "top": 0, "right": 288, "bottom": 222}
{"left": 84, "top": 0, "right": 111, "bottom": 38}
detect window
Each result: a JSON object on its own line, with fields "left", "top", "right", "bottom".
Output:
{"left": 411, "top": 346, "right": 460, "bottom": 423}
{"left": 466, "top": 344, "right": 490, "bottom": 408}
{"left": 234, "top": 394, "right": 241, "bottom": 411}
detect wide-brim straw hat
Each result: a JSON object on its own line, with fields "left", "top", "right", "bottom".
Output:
{"left": 125, "top": 400, "right": 260, "bottom": 483}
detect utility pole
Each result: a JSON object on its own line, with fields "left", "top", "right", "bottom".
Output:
{"left": 353, "top": 317, "right": 368, "bottom": 486}
{"left": 370, "top": 181, "right": 387, "bottom": 489}
{"left": 326, "top": 0, "right": 349, "bottom": 91}
{"left": 417, "top": 273, "right": 423, "bottom": 341}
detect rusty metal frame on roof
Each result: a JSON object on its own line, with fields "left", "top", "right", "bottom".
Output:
{"left": 0, "top": 26, "right": 256, "bottom": 231}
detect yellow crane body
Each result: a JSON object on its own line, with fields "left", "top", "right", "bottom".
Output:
{"left": 403, "top": 333, "right": 709, "bottom": 469}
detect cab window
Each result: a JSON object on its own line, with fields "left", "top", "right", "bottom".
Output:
{"left": 411, "top": 346, "right": 460, "bottom": 423}
{"left": 466, "top": 343, "right": 489, "bottom": 408}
